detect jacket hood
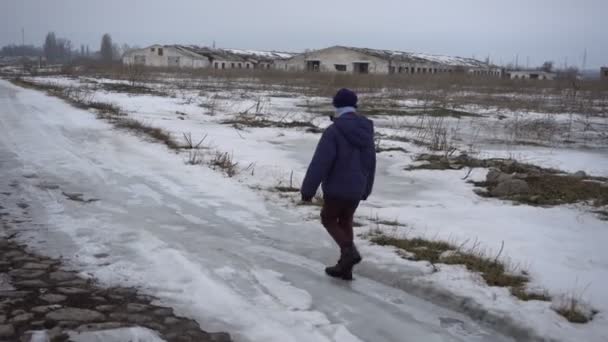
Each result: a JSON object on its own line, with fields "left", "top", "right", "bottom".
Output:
{"left": 333, "top": 113, "right": 374, "bottom": 148}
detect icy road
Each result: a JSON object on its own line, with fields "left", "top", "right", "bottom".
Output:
{"left": 0, "top": 80, "right": 516, "bottom": 342}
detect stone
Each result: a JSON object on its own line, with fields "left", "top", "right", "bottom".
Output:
{"left": 11, "top": 256, "right": 38, "bottom": 263}
{"left": 21, "top": 262, "right": 50, "bottom": 270}
{"left": 39, "top": 259, "right": 59, "bottom": 265}
{"left": 8, "top": 269, "right": 46, "bottom": 279}
{"left": 485, "top": 168, "right": 502, "bottom": 184}
{"left": 91, "top": 296, "right": 106, "bottom": 302}
{"left": 57, "top": 287, "right": 88, "bottom": 295}
{"left": 75, "top": 322, "right": 124, "bottom": 332}
{"left": 58, "top": 320, "right": 79, "bottom": 329}
{"left": 29, "top": 320, "right": 45, "bottom": 329}
{"left": 491, "top": 179, "right": 530, "bottom": 197}
{"left": 153, "top": 308, "right": 173, "bottom": 316}
{"left": 4, "top": 251, "right": 23, "bottom": 259}
{"left": 11, "top": 309, "right": 26, "bottom": 316}
{"left": 209, "top": 332, "right": 232, "bottom": 342}
{"left": 125, "top": 314, "right": 152, "bottom": 324}
{"left": 49, "top": 271, "right": 76, "bottom": 282}
{"left": 113, "top": 288, "right": 137, "bottom": 296}
{"left": 10, "top": 312, "right": 33, "bottom": 323}
{"left": 513, "top": 173, "right": 528, "bottom": 179}
{"left": 0, "top": 324, "right": 15, "bottom": 338}
{"left": 126, "top": 303, "right": 148, "bottom": 313}
{"left": 58, "top": 279, "right": 88, "bottom": 287}
{"left": 108, "top": 313, "right": 127, "bottom": 321}
{"left": 95, "top": 305, "right": 115, "bottom": 312}
{"left": 32, "top": 305, "right": 62, "bottom": 314}
{"left": 14, "top": 279, "right": 49, "bottom": 288}
{"left": 497, "top": 173, "right": 514, "bottom": 183}
{"left": 164, "top": 316, "right": 181, "bottom": 325}
{"left": 46, "top": 308, "right": 105, "bottom": 322}
{"left": 144, "top": 322, "right": 164, "bottom": 332}
{"left": 0, "top": 290, "right": 31, "bottom": 298}
{"left": 573, "top": 170, "right": 587, "bottom": 179}
{"left": 137, "top": 294, "right": 155, "bottom": 302}
{"left": 40, "top": 294, "right": 67, "bottom": 303}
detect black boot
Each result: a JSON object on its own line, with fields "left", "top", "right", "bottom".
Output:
{"left": 325, "top": 245, "right": 362, "bottom": 280}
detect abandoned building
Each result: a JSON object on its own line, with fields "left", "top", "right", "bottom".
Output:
{"left": 122, "top": 45, "right": 293, "bottom": 70}
{"left": 274, "top": 46, "right": 502, "bottom": 76}
{"left": 601, "top": 67, "right": 608, "bottom": 81}
{"left": 505, "top": 70, "right": 556, "bottom": 80}
{"left": 122, "top": 45, "right": 210, "bottom": 68}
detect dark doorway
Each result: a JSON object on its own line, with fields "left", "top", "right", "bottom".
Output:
{"left": 353, "top": 62, "right": 369, "bottom": 74}
{"left": 306, "top": 60, "right": 320, "bottom": 72}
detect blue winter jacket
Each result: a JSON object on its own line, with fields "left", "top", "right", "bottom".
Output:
{"left": 301, "top": 112, "right": 376, "bottom": 201}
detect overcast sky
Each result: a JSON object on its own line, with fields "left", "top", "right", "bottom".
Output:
{"left": 1, "top": 0, "right": 606, "bottom": 68}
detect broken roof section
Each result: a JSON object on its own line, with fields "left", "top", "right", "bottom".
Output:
{"left": 173, "top": 45, "right": 293, "bottom": 63}
{"left": 340, "top": 46, "right": 493, "bottom": 68}
{"left": 224, "top": 49, "right": 295, "bottom": 62}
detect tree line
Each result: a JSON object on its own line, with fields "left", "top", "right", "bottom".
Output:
{"left": 0, "top": 32, "right": 137, "bottom": 65}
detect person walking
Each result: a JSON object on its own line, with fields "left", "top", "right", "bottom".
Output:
{"left": 301, "top": 88, "right": 376, "bottom": 280}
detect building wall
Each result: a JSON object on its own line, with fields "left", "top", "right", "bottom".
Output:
{"left": 601, "top": 67, "right": 608, "bottom": 80}
{"left": 278, "top": 46, "right": 390, "bottom": 74}
{"left": 211, "top": 59, "right": 254, "bottom": 70}
{"left": 277, "top": 46, "right": 501, "bottom": 76}
{"left": 506, "top": 71, "right": 556, "bottom": 80}
{"left": 123, "top": 45, "right": 210, "bottom": 69}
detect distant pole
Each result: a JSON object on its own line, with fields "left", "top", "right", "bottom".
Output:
{"left": 582, "top": 48, "right": 587, "bottom": 71}
{"left": 526, "top": 56, "right": 529, "bottom": 69}
{"left": 212, "top": 40, "right": 216, "bottom": 49}
{"left": 515, "top": 54, "right": 519, "bottom": 69}
{"left": 21, "top": 28, "right": 25, "bottom": 46}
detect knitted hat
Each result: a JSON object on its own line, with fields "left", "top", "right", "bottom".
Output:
{"left": 332, "top": 88, "right": 358, "bottom": 108}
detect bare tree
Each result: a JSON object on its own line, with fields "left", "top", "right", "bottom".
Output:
{"left": 57, "top": 38, "right": 72, "bottom": 62}
{"left": 112, "top": 43, "right": 122, "bottom": 60}
{"left": 541, "top": 61, "right": 554, "bottom": 73}
{"left": 44, "top": 32, "right": 58, "bottom": 63}
{"left": 100, "top": 33, "right": 113, "bottom": 64}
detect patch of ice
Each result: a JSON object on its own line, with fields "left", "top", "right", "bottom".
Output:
{"left": 68, "top": 327, "right": 165, "bottom": 342}
{"left": 253, "top": 269, "right": 313, "bottom": 311}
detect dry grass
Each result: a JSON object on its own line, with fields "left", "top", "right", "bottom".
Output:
{"left": 552, "top": 293, "right": 598, "bottom": 324}
{"left": 73, "top": 65, "right": 608, "bottom": 116}
{"left": 181, "top": 132, "right": 208, "bottom": 150}
{"left": 368, "top": 232, "right": 545, "bottom": 301}
{"left": 99, "top": 82, "right": 161, "bottom": 95}
{"left": 222, "top": 114, "right": 318, "bottom": 131}
{"left": 113, "top": 118, "right": 180, "bottom": 150}
{"left": 274, "top": 186, "right": 300, "bottom": 193}
{"left": 185, "top": 150, "right": 204, "bottom": 165}
{"left": 296, "top": 193, "right": 324, "bottom": 207}
{"left": 209, "top": 151, "right": 239, "bottom": 177}
{"left": 88, "top": 101, "right": 122, "bottom": 116}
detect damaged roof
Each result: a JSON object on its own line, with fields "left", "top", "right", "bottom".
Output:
{"left": 172, "top": 45, "right": 293, "bottom": 62}
{"left": 338, "top": 46, "right": 493, "bottom": 68}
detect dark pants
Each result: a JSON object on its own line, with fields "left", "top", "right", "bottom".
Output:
{"left": 321, "top": 198, "right": 360, "bottom": 249}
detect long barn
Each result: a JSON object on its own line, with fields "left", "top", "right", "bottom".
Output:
{"left": 275, "top": 46, "right": 502, "bottom": 76}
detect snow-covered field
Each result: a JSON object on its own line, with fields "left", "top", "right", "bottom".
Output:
{"left": 2, "top": 75, "right": 607, "bottom": 341}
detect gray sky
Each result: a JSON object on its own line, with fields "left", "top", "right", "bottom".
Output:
{"left": 1, "top": 0, "right": 606, "bottom": 68}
